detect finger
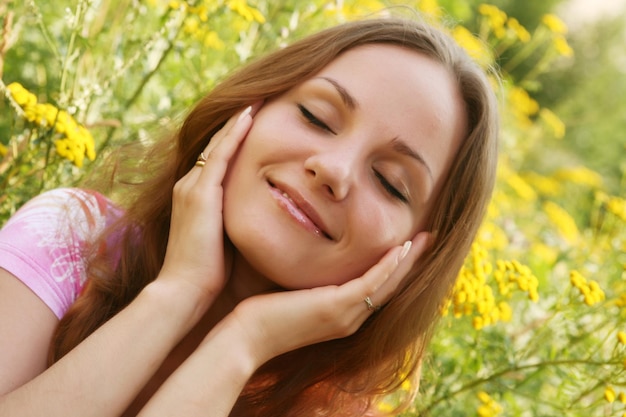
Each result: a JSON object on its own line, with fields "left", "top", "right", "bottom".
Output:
{"left": 339, "top": 231, "right": 431, "bottom": 314}
{"left": 197, "top": 101, "right": 263, "bottom": 165}
{"left": 370, "top": 231, "right": 432, "bottom": 305}
{"left": 334, "top": 243, "right": 407, "bottom": 310}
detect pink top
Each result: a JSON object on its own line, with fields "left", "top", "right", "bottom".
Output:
{"left": 0, "top": 188, "right": 123, "bottom": 319}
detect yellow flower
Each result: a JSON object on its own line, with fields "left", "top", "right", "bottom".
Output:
{"left": 539, "top": 108, "right": 566, "bottom": 138}
{"left": 554, "top": 166, "right": 603, "bottom": 188}
{"left": 477, "top": 391, "right": 503, "bottom": 416}
{"left": 542, "top": 13, "right": 568, "bottom": 34}
{"left": 543, "top": 201, "right": 580, "bottom": 244}
{"left": 507, "top": 17, "right": 530, "bottom": 43}
{"left": 530, "top": 242, "right": 558, "bottom": 265}
{"left": 476, "top": 221, "right": 509, "bottom": 251}
{"left": 619, "top": 392, "right": 626, "bottom": 404}
{"left": 0, "top": 143, "right": 7, "bottom": 157}
{"left": 523, "top": 172, "right": 561, "bottom": 196}
{"left": 505, "top": 173, "right": 537, "bottom": 201}
{"left": 509, "top": 86, "right": 539, "bottom": 118}
{"left": 605, "top": 385, "right": 616, "bottom": 403}
{"left": 571, "top": 271, "right": 605, "bottom": 306}
{"left": 553, "top": 35, "right": 574, "bottom": 57}
{"left": 203, "top": 30, "right": 224, "bottom": 50}
{"left": 570, "top": 270, "right": 587, "bottom": 289}
{"left": 498, "top": 301, "right": 512, "bottom": 322}
{"left": 451, "top": 25, "right": 493, "bottom": 67}
{"left": 478, "top": 4, "right": 507, "bottom": 39}
{"left": 606, "top": 196, "right": 626, "bottom": 222}
{"left": 618, "top": 331, "right": 626, "bottom": 345}
{"left": 418, "top": 0, "right": 443, "bottom": 19}
{"left": 226, "top": 0, "right": 265, "bottom": 23}
{"left": 7, "top": 82, "right": 37, "bottom": 108}
{"left": 7, "top": 81, "right": 96, "bottom": 167}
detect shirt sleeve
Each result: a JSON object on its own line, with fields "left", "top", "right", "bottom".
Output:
{"left": 0, "top": 188, "right": 122, "bottom": 319}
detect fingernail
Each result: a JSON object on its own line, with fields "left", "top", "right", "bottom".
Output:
{"left": 237, "top": 106, "right": 252, "bottom": 122}
{"left": 397, "top": 240, "right": 412, "bottom": 263}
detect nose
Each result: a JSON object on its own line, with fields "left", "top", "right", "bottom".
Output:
{"left": 304, "top": 149, "right": 357, "bottom": 201}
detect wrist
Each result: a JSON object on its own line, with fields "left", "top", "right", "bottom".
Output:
{"left": 140, "top": 279, "right": 212, "bottom": 332}
{"left": 200, "top": 313, "right": 261, "bottom": 380}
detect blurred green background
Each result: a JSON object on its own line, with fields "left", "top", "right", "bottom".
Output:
{"left": 1, "top": 0, "right": 625, "bottom": 415}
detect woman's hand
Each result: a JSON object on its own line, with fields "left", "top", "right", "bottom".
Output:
{"left": 158, "top": 105, "right": 257, "bottom": 310}
{"left": 228, "top": 231, "right": 432, "bottom": 367}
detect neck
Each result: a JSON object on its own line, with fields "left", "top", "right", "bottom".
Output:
{"left": 204, "top": 240, "right": 280, "bottom": 326}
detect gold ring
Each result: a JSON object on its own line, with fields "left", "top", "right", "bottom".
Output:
{"left": 195, "top": 152, "right": 208, "bottom": 167}
{"left": 364, "top": 296, "right": 379, "bottom": 312}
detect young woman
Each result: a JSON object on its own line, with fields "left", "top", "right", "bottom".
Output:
{"left": 0, "top": 16, "right": 498, "bottom": 416}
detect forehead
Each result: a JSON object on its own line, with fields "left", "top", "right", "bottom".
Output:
{"left": 311, "top": 44, "right": 467, "bottom": 183}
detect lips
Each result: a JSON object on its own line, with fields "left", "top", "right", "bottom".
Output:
{"left": 268, "top": 180, "right": 333, "bottom": 240}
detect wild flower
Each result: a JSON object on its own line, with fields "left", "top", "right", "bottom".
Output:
{"left": 570, "top": 270, "right": 605, "bottom": 306}
{"left": 506, "top": 17, "right": 531, "bottom": 43}
{"left": 478, "top": 4, "right": 508, "bottom": 39}
{"left": 451, "top": 25, "right": 493, "bottom": 67}
{"left": 508, "top": 86, "right": 539, "bottom": 127}
{"left": 226, "top": 0, "right": 266, "bottom": 23}
{"left": 444, "top": 242, "right": 537, "bottom": 330}
{"left": 606, "top": 196, "right": 626, "bottom": 222}
{"left": 542, "top": 13, "right": 568, "bottom": 35}
{"left": 6, "top": 82, "right": 96, "bottom": 167}
{"left": 543, "top": 201, "right": 581, "bottom": 244}
{"left": 554, "top": 166, "right": 604, "bottom": 188}
{"left": 417, "top": 0, "right": 443, "bottom": 19}
{"left": 505, "top": 172, "right": 538, "bottom": 202}
{"left": 476, "top": 391, "right": 503, "bottom": 417}
{"left": 539, "top": 108, "right": 566, "bottom": 139}
{"left": 605, "top": 385, "right": 617, "bottom": 403}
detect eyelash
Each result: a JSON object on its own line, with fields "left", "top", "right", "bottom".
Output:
{"left": 298, "top": 104, "right": 335, "bottom": 133}
{"left": 298, "top": 104, "right": 408, "bottom": 204}
{"left": 374, "top": 171, "right": 409, "bottom": 203}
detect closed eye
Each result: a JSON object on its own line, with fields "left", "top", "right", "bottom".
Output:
{"left": 298, "top": 104, "right": 335, "bottom": 134}
{"left": 374, "top": 170, "right": 409, "bottom": 203}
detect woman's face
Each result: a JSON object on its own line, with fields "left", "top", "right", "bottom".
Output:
{"left": 223, "top": 44, "right": 467, "bottom": 290}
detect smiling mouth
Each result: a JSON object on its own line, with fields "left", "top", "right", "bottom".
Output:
{"left": 268, "top": 181, "right": 333, "bottom": 240}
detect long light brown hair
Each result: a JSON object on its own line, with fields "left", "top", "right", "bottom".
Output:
{"left": 49, "top": 16, "right": 498, "bottom": 416}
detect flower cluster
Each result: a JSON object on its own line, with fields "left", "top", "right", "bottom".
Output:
{"left": 541, "top": 14, "right": 574, "bottom": 57}
{"left": 570, "top": 270, "right": 606, "bottom": 306}
{"left": 6, "top": 82, "right": 96, "bottom": 167}
{"left": 444, "top": 242, "right": 540, "bottom": 330}
{"left": 604, "top": 384, "right": 626, "bottom": 413}
{"left": 597, "top": 192, "right": 626, "bottom": 223}
{"left": 478, "top": 4, "right": 530, "bottom": 43}
{"left": 494, "top": 259, "right": 540, "bottom": 302}
{"left": 476, "top": 391, "right": 503, "bottom": 417}
{"left": 169, "top": 0, "right": 264, "bottom": 49}
{"left": 508, "top": 86, "right": 539, "bottom": 129}
{"left": 451, "top": 25, "right": 493, "bottom": 68}
{"left": 543, "top": 200, "right": 581, "bottom": 244}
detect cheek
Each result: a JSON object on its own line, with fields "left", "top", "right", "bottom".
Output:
{"left": 336, "top": 205, "right": 414, "bottom": 277}
{"left": 355, "top": 202, "right": 415, "bottom": 246}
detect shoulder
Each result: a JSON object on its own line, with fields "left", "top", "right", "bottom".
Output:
{"left": 0, "top": 188, "right": 123, "bottom": 318}
{"left": 4, "top": 187, "right": 117, "bottom": 225}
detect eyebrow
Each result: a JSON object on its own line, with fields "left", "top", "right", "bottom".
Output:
{"left": 317, "top": 76, "right": 358, "bottom": 110}
{"left": 391, "top": 137, "right": 433, "bottom": 180}
{"left": 315, "top": 76, "right": 433, "bottom": 181}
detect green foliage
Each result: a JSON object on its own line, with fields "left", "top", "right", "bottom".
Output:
{"left": 1, "top": 0, "right": 624, "bottom": 415}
